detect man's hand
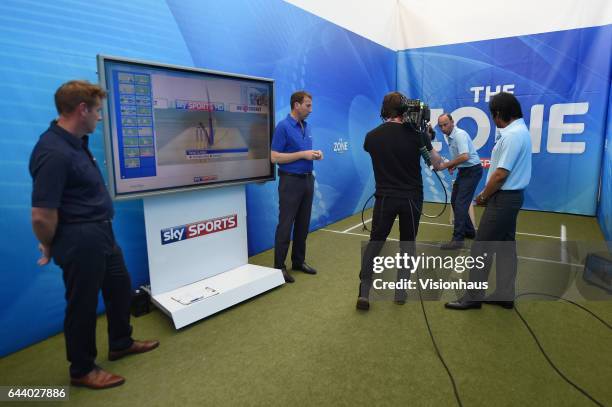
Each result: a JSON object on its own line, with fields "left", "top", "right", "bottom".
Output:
{"left": 437, "top": 159, "right": 455, "bottom": 174}
{"left": 37, "top": 243, "right": 51, "bottom": 266}
{"left": 475, "top": 168, "right": 508, "bottom": 206}
{"left": 303, "top": 150, "right": 323, "bottom": 160}
{"left": 475, "top": 192, "right": 488, "bottom": 206}
{"left": 32, "top": 207, "right": 57, "bottom": 266}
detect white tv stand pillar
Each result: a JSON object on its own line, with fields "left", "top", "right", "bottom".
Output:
{"left": 142, "top": 185, "right": 284, "bottom": 328}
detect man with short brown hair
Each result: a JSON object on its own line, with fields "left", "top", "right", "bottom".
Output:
{"left": 271, "top": 90, "right": 322, "bottom": 283}
{"left": 30, "top": 80, "right": 159, "bottom": 389}
{"left": 357, "top": 92, "right": 443, "bottom": 310}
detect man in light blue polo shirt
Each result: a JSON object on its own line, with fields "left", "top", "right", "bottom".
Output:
{"left": 271, "top": 91, "right": 323, "bottom": 283}
{"left": 437, "top": 113, "right": 483, "bottom": 249}
{"left": 446, "top": 92, "right": 532, "bottom": 310}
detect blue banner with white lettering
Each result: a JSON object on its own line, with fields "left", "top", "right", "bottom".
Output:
{"left": 398, "top": 24, "right": 612, "bottom": 215}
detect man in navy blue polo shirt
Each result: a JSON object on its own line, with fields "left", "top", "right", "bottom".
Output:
{"left": 30, "top": 80, "right": 159, "bottom": 389}
{"left": 271, "top": 91, "right": 323, "bottom": 283}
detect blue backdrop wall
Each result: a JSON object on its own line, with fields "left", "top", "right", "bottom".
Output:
{"left": 397, "top": 25, "right": 612, "bottom": 216}
{"left": 0, "top": 0, "right": 394, "bottom": 356}
{"left": 598, "top": 79, "right": 612, "bottom": 242}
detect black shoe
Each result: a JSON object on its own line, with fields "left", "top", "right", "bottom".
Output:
{"left": 440, "top": 240, "right": 464, "bottom": 250}
{"left": 280, "top": 267, "right": 294, "bottom": 283}
{"left": 483, "top": 299, "right": 514, "bottom": 309}
{"left": 444, "top": 300, "right": 482, "bottom": 310}
{"left": 292, "top": 262, "right": 317, "bottom": 275}
{"left": 356, "top": 297, "right": 370, "bottom": 310}
{"left": 394, "top": 290, "right": 407, "bottom": 305}
{"left": 465, "top": 232, "right": 476, "bottom": 239}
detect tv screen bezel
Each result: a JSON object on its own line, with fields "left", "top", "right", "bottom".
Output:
{"left": 97, "top": 54, "right": 275, "bottom": 201}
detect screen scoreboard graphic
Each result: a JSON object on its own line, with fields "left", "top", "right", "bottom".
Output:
{"left": 98, "top": 55, "right": 275, "bottom": 199}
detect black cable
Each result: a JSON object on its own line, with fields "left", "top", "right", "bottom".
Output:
{"left": 515, "top": 292, "right": 611, "bottom": 330}
{"left": 408, "top": 199, "right": 463, "bottom": 407}
{"left": 513, "top": 292, "right": 611, "bottom": 407}
{"left": 360, "top": 168, "right": 448, "bottom": 232}
{"left": 413, "top": 169, "right": 448, "bottom": 219}
{"left": 414, "top": 279, "right": 464, "bottom": 407}
{"left": 360, "top": 194, "right": 374, "bottom": 232}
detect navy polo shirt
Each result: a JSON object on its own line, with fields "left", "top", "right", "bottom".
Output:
{"left": 29, "top": 121, "right": 114, "bottom": 223}
{"left": 271, "top": 114, "right": 313, "bottom": 174}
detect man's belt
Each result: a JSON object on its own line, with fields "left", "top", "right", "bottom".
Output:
{"left": 278, "top": 170, "right": 312, "bottom": 178}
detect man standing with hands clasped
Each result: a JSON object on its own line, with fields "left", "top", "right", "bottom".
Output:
{"left": 30, "top": 80, "right": 159, "bottom": 389}
{"left": 445, "top": 92, "right": 532, "bottom": 310}
{"left": 271, "top": 91, "right": 323, "bottom": 283}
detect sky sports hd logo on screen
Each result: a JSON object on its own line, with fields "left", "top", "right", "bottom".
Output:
{"left": 160, "top": 214, "right": 237, "bottom": 245}
{"left": 175, "top": 99, "right": 224, "bottom": 112}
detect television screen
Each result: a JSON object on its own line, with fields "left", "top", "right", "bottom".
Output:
{"left": 97, "top": 55, "right": 275, "bottom": 200}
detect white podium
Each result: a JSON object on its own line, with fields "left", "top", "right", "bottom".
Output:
{"left": 143, "top": 185, "right": 284, "bottom": 328}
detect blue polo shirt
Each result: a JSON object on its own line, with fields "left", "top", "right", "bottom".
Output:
{"left": 487, "top": 118, "right": 532, "bottom": 190}
{"left": 29, "top": 121, "right": 114, "bottom": 223}
{"left": 271, "top": 114, "right": 313, "bottom": 174}
{"left": 446, "top": 126, "right": 480, "bottom": 168}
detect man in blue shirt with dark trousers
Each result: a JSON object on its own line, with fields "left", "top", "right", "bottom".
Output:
{"left": 271, "top": 91, "right": 323, "bottom": 283}
{"left": 445, "top": 92, "right": 532, "bottom": 310}
{"left": 437, "top": 113, "right": 483, "bottom": 249}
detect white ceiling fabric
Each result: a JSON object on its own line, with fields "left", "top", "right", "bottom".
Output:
{"left": 284, "top": 0, "right": 612, "bottom": 50}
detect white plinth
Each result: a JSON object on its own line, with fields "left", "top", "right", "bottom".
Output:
{"left": 143, "top": 186, "right": 283, "bottom": 329}
{"left": 151, "top": 264, "right": 284, "bottom": 329}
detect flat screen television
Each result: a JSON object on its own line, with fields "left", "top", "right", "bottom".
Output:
{"left": 97, "top": 55, "right": 275, "bottom": 200}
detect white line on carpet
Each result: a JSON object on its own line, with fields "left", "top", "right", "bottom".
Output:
{"left": 340, "top": 218, "right": 561, "bottom": 239}
{"left": 318, "top": 228, "right": 582, "bottom": 267}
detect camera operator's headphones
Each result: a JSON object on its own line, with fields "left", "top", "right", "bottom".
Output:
{"left": 398, "top": 93, "right": 410, "bottom": 117}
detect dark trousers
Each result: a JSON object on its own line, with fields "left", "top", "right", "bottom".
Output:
{"left": 467, "top": 190, "right": 524, "bottom": 301}
{"left": 274, "top": 173, "right": 314, "bottom": 269}
{"left": 451, "top": 164, "right": 482, "bottom": 240}
{"left": 359, "top": 195, "right": 422, "bottom": 298}
{"left": 53, "top": 221, "right": 133, "bottom": 378}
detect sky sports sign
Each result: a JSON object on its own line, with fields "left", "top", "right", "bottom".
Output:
{"left": 175, "top": 99, "right": 224, "bottom": 111}
{"left": 160, "top": 214, "right": 237, "bottom": 245}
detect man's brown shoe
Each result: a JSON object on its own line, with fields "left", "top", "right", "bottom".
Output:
{"left": 109, "top": 340, "right": 160, "bottom": 361}
{"left": 70, "top": 367, "right": 125, "bottom": 389}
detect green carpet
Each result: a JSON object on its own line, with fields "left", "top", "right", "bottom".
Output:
{"left": 1, "top": 206, "right": 610, "bottom": 406}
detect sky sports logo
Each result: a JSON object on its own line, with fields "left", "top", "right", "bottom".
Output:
{"left": 175, "top": 99, "right": 224, "bottom": 111}
{"left": 160, "top": 214, "right": 237, "bottom": 245}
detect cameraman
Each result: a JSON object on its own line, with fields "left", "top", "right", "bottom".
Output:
{"left": 357, "top": 92, "right": 442, "bottom": 310}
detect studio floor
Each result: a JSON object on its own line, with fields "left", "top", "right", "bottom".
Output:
{"left": 2, "top": 204, "right": 611, "bottom": 407}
